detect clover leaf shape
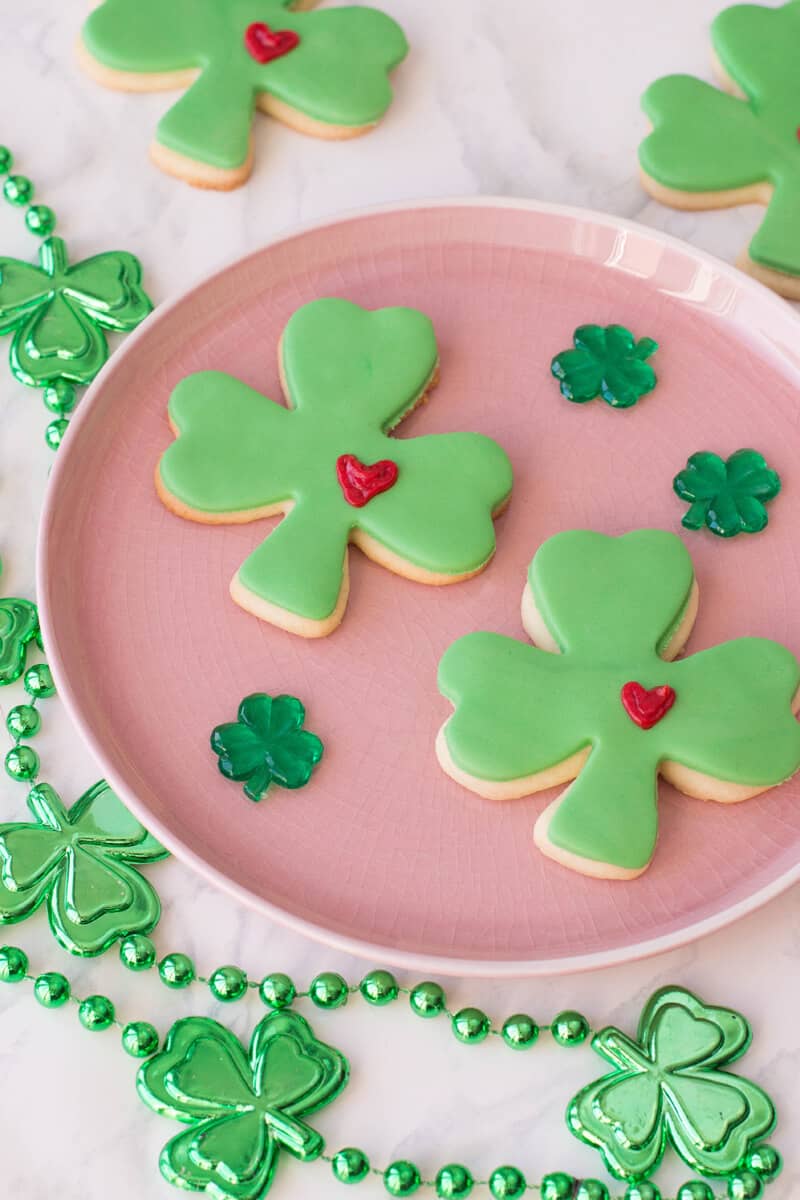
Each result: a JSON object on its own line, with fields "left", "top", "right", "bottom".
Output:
{"left": 551, "top": 324, "right": 659, "bottom": 408}
{"left": 437, "top": 529, "right": 800, "bottom": 879}
{"left": 0, "top": 781, "right": 168, "bottom": 956}
{"left": 0, "top": 595, "right": 39, "bottom": 684}
{"left": 674, "top": 449, "right": 781, "bottom": 538}
{"left": 157, "top": 298, "right": 512, "bottom": 637}
{"left": 138, "top": 1008, "right": 349, "bottom": 1200}
{"left": 640, "top": 0, "right": 800, "bottom": 295}
{"left": 211, "top": 693, "right": 323, "bottom": 802}
{"left": 81, "top": 0, "right": 408, "bottom": 188}
{"left": 0, "top": 236, "right": 151, "bottom": 389}
{"left": 568, "top": 986, "right": 776, "bottom": 1181}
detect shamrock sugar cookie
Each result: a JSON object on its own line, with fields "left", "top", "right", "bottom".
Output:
{"left": 79, "top": 0, "right": 408, "bottom": 190}
{"left": 156, "top": 298, "right": 513, "bottom": 637}
{"left": 437, "top": 529, "right": 800, "bottom": 880}
{"left": 640, "top": 1, "right": 800, "bottom": 298}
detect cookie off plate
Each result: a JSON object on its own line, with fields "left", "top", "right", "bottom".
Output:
{"left": 37, "top": 199, "right": 800, "bottom": 976}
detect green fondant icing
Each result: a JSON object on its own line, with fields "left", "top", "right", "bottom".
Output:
{"left": 640, "top": 1, "right": 800, "bottom": 276}
{"left": 158, "top": 298, "right": 512, "bottom": 626}
{"left": 82, "top": 0, "right": 408, "bottom": 170}
{"left": 438, "top": 530, "right": 800, "bottom": 873}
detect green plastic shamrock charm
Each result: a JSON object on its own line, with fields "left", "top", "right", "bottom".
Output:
{"left": 568, "top": 986, "right": 777, "bottom": 1181}
{"left": 137, "top": 1008, "right": 349, "bottom": 1200}
{"left": 437, "top": 529, "right": 800, "bottom": 879}
{"left": 0, "top": 235, "right": 151, "bottom": 389}
{"left": 211, "top": 693, "right": 324, "bottom": 802}
{"left": 674, "top": 448, "right": 781, "bottom": 539}
{"left": 157, "top": 298, "right": 512, "bottom": 637}
{"left": 80, "top": 0, "right": 408, "bottom": 190}
{"left": 0, "top": 781, "right": 168, "bottom": 956}
{"left": 550, "top": 324, "right": 658, "bottom": 408}
{"left": 0, "top": 596, "right": 39, "bottom": 684}
{"left": 640, "top": 0, "right": 800, "bottom": 297}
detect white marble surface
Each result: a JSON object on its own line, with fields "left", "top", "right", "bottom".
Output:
{"left": 1, "top": 1, "right": 799, "bottom": 1197}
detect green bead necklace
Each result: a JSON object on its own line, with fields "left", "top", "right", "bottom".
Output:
{"left": 0, "top": 149, "right": 786, "bottom": 1200}
{"left": 0, "top": 943, "right": 784, "bottom": 1200}
{"left": 0, "top": 145, "right": 152, "bottom": 448}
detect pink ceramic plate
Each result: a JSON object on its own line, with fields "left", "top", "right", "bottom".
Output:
{"left": 38, "top": 200, "right": 800, "bottom": 976}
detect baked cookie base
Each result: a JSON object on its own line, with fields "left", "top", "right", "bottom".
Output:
{"left": 435, "top": 574, "right": 795, "bottom": 881}
{"left": 78, "top": 12, "right": 384, "bottom": 191}
{"left": 640, "top": 53, "right": 800, "bottom": 299}
{"left": 157, "top": 359, "right": 511, "bottom": 637}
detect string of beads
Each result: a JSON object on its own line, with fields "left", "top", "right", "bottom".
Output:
{"left": 0, "top": 944, "right": 781, "bottom": 1200}
{"left": 0, "top": 145, "right": 77, "bottom": 450}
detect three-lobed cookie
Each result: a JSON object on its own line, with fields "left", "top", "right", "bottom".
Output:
{"left": 79, "top": 0, "right": 408, "bottom": 190}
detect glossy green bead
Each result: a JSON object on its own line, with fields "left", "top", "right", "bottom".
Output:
{"left": 5, "top": 745, "right": 39, "bottom": 782}
{"left": 122, "top": 1020, "right": 160, "bottom": 1058}
{"left": 624, "top": 1185, "right": 661, "bottom": 1200}
{"left": 383, "top": 1161, "right": 421, "bottom": 1196}
{"left": 209, "top": 964, "right": 248, "bottom": 1001}
{"left": 4, "top": 175, "right": 32, "bottom": 205}
{"left": 33, "top": 971, "right": 70, "bottom": 1007}
{"left": 435, "top": 1164, "right": 473, "bottom": 1198}
{"left": 409, "top": 980, "right": 446, "bottom": 1018}
{"left": 310, "top": 971, "right": 348, "bottom": 1009}
{"left": 331, "top": 1147, "right": 370, "bottom": 1184}
{"left": 359, "top": 969, "right": 398, "bottom": 1006}
{"left": 0, "top": 945, "right": 28, "bottom": 982}
{"left": 488, "top": 1167, "right": 526, "bottom": 1199}
{"left": 746, "top": 1145, "right": 782, "bottom": 1183}
{"left": 43, "top": 381, "right": 77, "bottom": 414}
{"left": 541, "top": 1173, "right": 576, "bottom": 1200}
{"left": 0, "top": 147, "right": 12, "bottom": 173}
{"left": 23, "top": 663, "right": 55, "bottom": 699}
{"left": 119, "top": 934, "right": 156, "bottom": 971}
{"left": 6, "top": 705, "right": 41, "bottom": 740}
{"left": 259, "top": 972, "right": 296, "bottom": 1009}
{"left": 728, "top": 1172, "right": 764, "bottom": 1200}
{"left": 501, "top": 1013, "right": 539, "bottom": 1049}
{"left": 551, "top": 1009, "right": 590, "bottom": 1046}
{"left": 676, "top": 1184, "right": 715, "bottom": 1200}
{"left": 78, "top": 994, "right": 115, "bottom": 1031}
{"left": 158, "top": 952, "right": 195, "bottom": 989}
{"left": 25, "top": 204, "right": 56, "bottom": 237}
{"left": 45, "top": 418, "right": 70, "bottom": 451}
{"left": 576, "top": 1182, "right": 609, "bottom": 1200}
{"left": 452, "top": 1007, "right": 490, "bottom": 1044}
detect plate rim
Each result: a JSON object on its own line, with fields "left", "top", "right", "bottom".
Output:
{"left": 37, "top": 194, "right": 800, "bottom": 978}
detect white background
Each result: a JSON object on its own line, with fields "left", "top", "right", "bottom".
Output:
{"left": 1, "top": 2, "right": 799, "bottom": 1197}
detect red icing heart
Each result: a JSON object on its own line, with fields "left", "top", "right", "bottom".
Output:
{"left": 620, "top": 681, "right": 676, "bottom": 730}
{"left": 244, "top": 22, "right": 300, "bottom": 65}
{"left": 336, "top": 454, "right": 399, "bottom": 508}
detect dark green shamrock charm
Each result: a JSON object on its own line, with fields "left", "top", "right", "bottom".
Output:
{"left": 0, "top": 596, "right": 39, "bottom": 684}
{"left": 551, "top": 323, "right": 659, "bottom": 407}
{"left": 567, "top": 986, "right": 776, "bottom": 1181}
{"left": 0, "top": 780, "right": 168, "bottom": 955}
{"left": 137, "top": 1008, "right": 349, "bottom": 1200}
{"left": 211, "top": 693, "right": 324, "bottom": 802}
{"left": 674, "top": 449, "right": 781, "bottom": 538}
{"left": 0, "top": 235, "right": 151, "bottom": 388}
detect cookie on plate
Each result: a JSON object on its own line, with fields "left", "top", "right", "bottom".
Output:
{"left": 437, "top": 529, "right": 800, "bottom": 880}
{"left": 156, "top": 298, "right": 513, "bottom": 637}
